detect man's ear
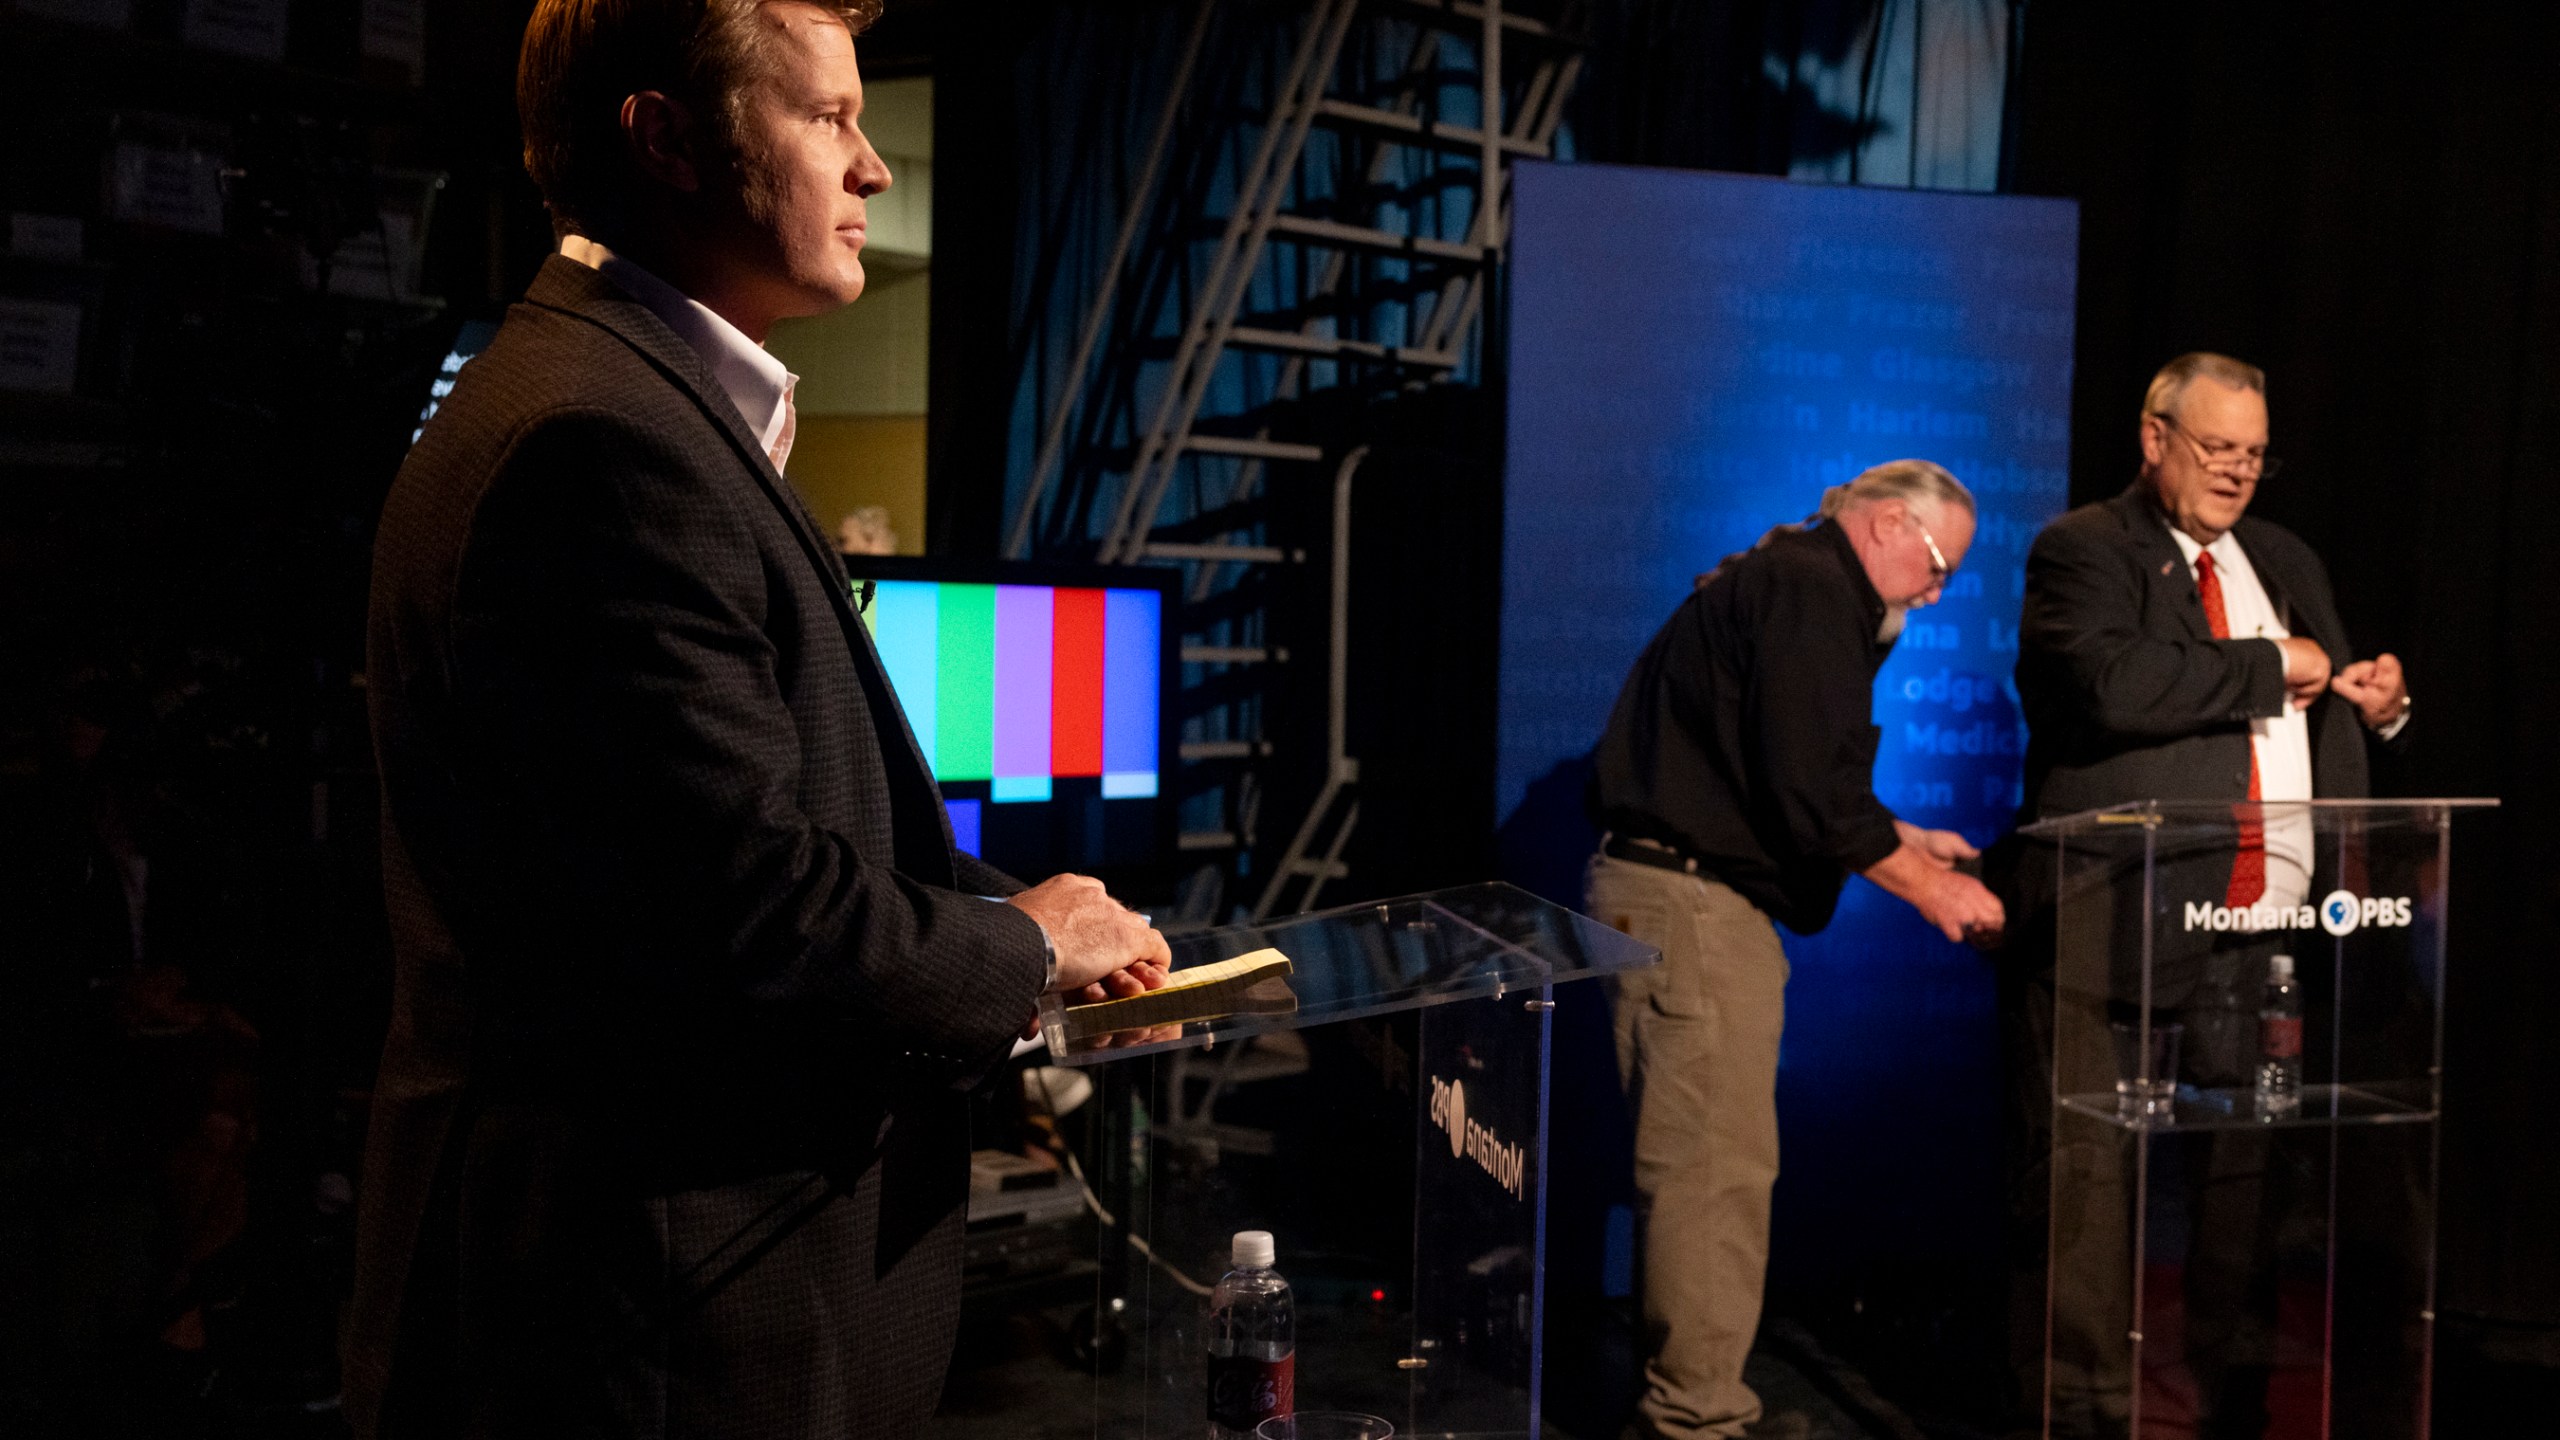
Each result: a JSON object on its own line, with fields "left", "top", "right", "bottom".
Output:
{"left": 622, "top": 90, "right": 705, "bottom": 194}
{"left": 2137, "top": 415, "right": 2168, "bottom": 470}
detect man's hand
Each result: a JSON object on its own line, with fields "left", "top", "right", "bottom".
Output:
{"left": 1914, "top": 870, "right": 2006, "bottom": 944}
{"left": 1865, "top": 833, "right": 2006, "bottom": 944}
{"left": 1894, "top": 819, "right": 1979, "bottom": 869}
{"left": 2330, "top": 653, "right": 2410, "bottom": 731}
{"left": 2277, "top": 636, "right": 2331, "bottom": 710}
{"left": 1008, "top": 873, "right": 1173, "bottom": 993}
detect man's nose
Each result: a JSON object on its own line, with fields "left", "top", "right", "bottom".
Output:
{"left": 852, "top": 147, "right": 892, "bottom": 198}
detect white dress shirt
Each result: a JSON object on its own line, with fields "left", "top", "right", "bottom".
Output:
{"left": 2169, "top": 526, "right": 2313, "bottom": 907}
{"left": 558, "top": 235, "right": 799, "bottom": 472}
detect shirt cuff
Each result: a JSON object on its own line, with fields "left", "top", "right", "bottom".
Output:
{"left": 1839, "top": 812, "right": 1905, "bottom": 875}
{"left": 2375, "top": 700, "right": 2411, "bottom": 741}
{"left": 985, "top": 893, "right": 1059, "bottom": 991}
{"left": 2249, "top": 637, "right": 2291, "bottom": 717}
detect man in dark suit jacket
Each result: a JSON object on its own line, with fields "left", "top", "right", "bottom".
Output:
{"left": 2011, "top": 352, "right": 2413, "bottom": 989}
{"left": 2002, "top": 352, "right": 2413, "bottom": 1436}
{"left": 349, "top": 4, "right": 1169, "bottom": 1436}
{"left": 2017, "top": 374, "right": 2408, "bottom": 827}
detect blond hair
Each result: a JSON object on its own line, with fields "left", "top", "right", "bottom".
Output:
{"left": 519, "top": 0, "right": 885, "bottom": 236}
{"left": 1693, "top": 459, "right": 1974, "bottom": 590}
{"left": 1817, "top": 458, "right": 1975, "bottom": 522}
{"left": 2143, "top": 351, "right": 2266, "bottom": 422}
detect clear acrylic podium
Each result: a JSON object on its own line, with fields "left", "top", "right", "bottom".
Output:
{"left": 2019, "top": 799, "right": 2493, "bottom": 1440}
{"left": 978, "top": 883, "right": 1655, "bottom": 1440}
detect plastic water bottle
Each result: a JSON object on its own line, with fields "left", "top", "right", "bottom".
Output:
{"left": 1206, "top": 1230, "right": 1295, "bottom": 1439}
{"left": 2255, "top": 954, "right": 2302, "bottom": 1117}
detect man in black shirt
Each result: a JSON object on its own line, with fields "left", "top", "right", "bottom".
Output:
{"left": 1587, "top": 459, "right": 2005, "bottom": 1440}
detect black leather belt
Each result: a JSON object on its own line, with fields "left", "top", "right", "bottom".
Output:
{"left": 1602, "top": 832, "right": 1711, "bottom": 877}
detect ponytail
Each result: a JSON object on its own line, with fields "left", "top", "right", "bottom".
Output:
{"left": 1694, "top": 459, "right": 1973, "bottom": 590}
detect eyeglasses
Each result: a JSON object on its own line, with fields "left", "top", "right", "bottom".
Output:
{"left": 1915, "top": 519, "right": 1953, "bottom": 582}
{"left": 2153, "top": 411, "right": 2284, "bottom": 481}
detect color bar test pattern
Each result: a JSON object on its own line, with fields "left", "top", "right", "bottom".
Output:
{"left": 863, "top": 581, "right": 1160, "bottom": 801}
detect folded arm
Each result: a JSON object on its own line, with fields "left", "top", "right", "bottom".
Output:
{"left": 2020, "top": 521, "right": 2287, "bottom": 738}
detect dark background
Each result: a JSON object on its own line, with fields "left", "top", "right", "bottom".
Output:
{"left": 3, "top": 0, "right": 2553, "bottom": 1433}
{"left": 1576, "top": 0, "right": 2560, "bottom": 1390}
{"left": 2006, "top": 2, "right": 2560, "bottom": 1366}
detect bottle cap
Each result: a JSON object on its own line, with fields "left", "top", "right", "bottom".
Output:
{"left": 2270, "top": 954, "right": 2294, "bottom": 980}
{"left": 1232, "top": 1230, "right": 1275, "bottom": 1269}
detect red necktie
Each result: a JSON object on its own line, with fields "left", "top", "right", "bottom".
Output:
{"left": 2196, "top": 551, "right": 2266, "bottom": 905}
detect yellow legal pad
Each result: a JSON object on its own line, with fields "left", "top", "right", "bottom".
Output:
{"left": 1060, "top": 947, "right": 1298, "bottom": 1040}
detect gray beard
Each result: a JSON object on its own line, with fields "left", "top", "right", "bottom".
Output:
{"left": 1879, "top": 606, "right": 1908, "bottom": 643}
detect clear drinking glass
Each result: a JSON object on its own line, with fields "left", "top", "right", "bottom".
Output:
{"left": 2110, "top": 1019, "right": 2183, "bottom": 1119}
{"left": 1256, "top": 1416, "right": 1395, "bottom": 1440}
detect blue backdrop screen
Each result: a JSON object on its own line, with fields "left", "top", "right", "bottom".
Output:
{"left": 1499, "top": 162, "right": 2078, "bottom": 1297}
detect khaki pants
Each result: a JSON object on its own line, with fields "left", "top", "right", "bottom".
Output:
{"left": 1587, "top": 853, "right": 1790, "bottom": 1440}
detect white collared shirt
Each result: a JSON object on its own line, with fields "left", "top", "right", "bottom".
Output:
{"left": 2169, "top": 527, "right": 2313, "bottom": 802}
{"left": 558, "top": 234, "right": 798, "bottom": 471}
{"left": 2170, "top": 525, "right": 2314, "bottom": 906}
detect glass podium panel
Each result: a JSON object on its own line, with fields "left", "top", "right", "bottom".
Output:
{"left": 2019, "top": 800, "right": 2493, "bottom": 1440}
{"left": 942, "top": 883, "right": 1655, "bottom": 1440}
{"left": 1035, "top": 881, "right": 1660, "bottom": 1065}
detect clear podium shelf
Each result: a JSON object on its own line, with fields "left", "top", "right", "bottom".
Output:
{"left": 2057, "top": 1083, "right": 2436, "bottom": 1132}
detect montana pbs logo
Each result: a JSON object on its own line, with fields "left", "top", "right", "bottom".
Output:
{"left": 2318, "top": 888, "right": 2413, "bottom": 936}
{"left": 1425, "top": 1074, "right": 1525, "bottom": 1200}
{"left": 2185, "top": 888, "right": 2413, "bottom": 935}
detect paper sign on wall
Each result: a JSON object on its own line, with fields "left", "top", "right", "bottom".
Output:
{"left": 108, "top": 144, "right": 227, "bottom": 235}
{"left": 0, "top": 299, "right": 83, "bottom": 395}
{"left": 183, "top": 0, "right": 288, "bottom": 61}
{"left": 9, "top": 214, "right": 86, "bottom": 263}
{"left": 19, "top": 0, "right": 133, "bottom": 28}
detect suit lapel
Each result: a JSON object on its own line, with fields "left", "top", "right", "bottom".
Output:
{"left": 525, "top": 259, "right": 849, "bottom": 594}
{"left": 522, "top": 258, "right": 958, "bottom": 879}
{"left": 2228, "top": 522, "right": 2357, "bottom": 744}
{"left": 2229, "top": 523, "right": 2302, "bottom": 640}
{"left": 2109, "top": 486, "right": 2213, "bottom": 642}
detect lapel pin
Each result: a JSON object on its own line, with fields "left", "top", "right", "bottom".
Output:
{"left": 2160, "top": 560, "right": 2175, "bottom": 575}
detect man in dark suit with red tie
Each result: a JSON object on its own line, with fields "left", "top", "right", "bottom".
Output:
{"left": 348, "top": 3, "right": 1169, "bottom": 1436}
{"left": 2002, "top": 352, "right": 2415, "bottom": 1436}
{"left": 2016, "top": 352, "right": 2409, "bottom": 833}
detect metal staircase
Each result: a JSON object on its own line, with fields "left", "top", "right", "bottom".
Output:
{"left": 1005, "top": 0, "right": 1582, "bottom": 917}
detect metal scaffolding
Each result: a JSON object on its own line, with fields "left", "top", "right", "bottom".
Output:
{"left": 1005, "top": 0, "right": 1583, "bottom": 916}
